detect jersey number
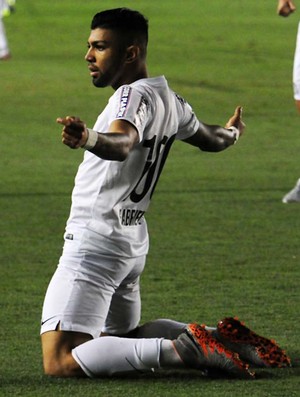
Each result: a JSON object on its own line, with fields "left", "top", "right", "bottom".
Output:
{"left": 129, "top": 134, "right": 176, "bottom": 203}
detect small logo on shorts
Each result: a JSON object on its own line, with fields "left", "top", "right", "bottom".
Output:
{"left": 65, "top": 233, "right": 74, "bottom": 240}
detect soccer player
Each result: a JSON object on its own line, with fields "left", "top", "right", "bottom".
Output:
{"left": 0, "top": 0, "right": 10, "bottom": 60}
{"left": 278, "top": 0, "right": 300, "bottom": 202}
{"left": 0, "top": 0, "right": 15, "bottom": 60}
{"left": 41, "top": 8, "right": 291, "bottom": 379}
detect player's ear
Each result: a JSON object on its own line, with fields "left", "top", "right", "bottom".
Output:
{"left": 125, "top": 45, "right": 140, "bottom": 63}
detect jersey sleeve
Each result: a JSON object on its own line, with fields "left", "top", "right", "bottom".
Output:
{"left": 109, "top": 85, "right": 150, "bottom": 142}
{"left": 175, "top": 93, "right": 200, "bottom": 141}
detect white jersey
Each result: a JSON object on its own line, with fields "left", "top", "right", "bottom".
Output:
{"left": 64, "top": 76, "right": 199, "bottom": 257}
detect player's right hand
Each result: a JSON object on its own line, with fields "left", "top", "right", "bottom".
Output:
{"left": 56, "top": 116, "right": 88, "bottom": 149}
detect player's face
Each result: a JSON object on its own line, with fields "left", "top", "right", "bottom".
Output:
{"left": 85, "top": 28, "right": 127, "bottom": 90}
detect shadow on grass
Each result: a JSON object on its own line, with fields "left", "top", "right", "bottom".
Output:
{"left": 0, "top": 365, "right": 298, "bottom": 388}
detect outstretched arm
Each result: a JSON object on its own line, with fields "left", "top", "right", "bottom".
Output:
{"left": 277, "top": 0, "right": 296, "bottom": 17}
{"left": 183, "top": 106, "right": 245, "bottom": 152}
{"left": 56, "top": 117, "right": 139, "bottom": 161}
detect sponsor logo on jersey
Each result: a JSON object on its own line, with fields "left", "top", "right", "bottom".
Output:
{"left": 116, "top": 86, "right": 132, "bottom": 118}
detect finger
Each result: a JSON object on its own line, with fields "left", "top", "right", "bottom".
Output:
{"left": 69, "top": 116, "right": 82, "bottom": 123}
{"left": 289, "top": 2, "right": 296, "bottom": 12}
{"left": 56, "top": 116, "right": 72, "bottom": 126}
{"left": 234, "top": 106, "right": 242, "bottom": 119}
{"left": 62, "top": 131, "right": 77, "bottom": 140}
{"left": 62, "top": 128, "right": 84, "bottom": 146}
{"left": 225, "top": 106, "right": 244, "bottom": 129}
{"left": 62, "top": 134, "right": 79, "bottom": 148}
{"left": 56, "top": 117, "right": 66, "bottom": 125}
{"left": 236, "top": 107, "right": 246, "bottom": 130}
{"left": 278, "top": 3, "right": 295, "bottom": 16}
{"left": 64, "top": 116, "right": 84, "bottom": 133}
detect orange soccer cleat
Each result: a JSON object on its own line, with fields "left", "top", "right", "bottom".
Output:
{"left": 173, "top": 323, "right": 255, "bottom": 379}
{"left": 213, "top": 317, "right": 292, "bottom": 368}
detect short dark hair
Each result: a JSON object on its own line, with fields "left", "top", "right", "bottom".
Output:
{"left": 91, "top": 8, "right": 148, "bottom": 57}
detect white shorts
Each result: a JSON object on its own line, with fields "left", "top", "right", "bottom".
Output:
{"left": 293, "top": 22, "right": 300, "bottom": 100}
{"left": 41, "top": 237, "right": 146, "bottom": 338}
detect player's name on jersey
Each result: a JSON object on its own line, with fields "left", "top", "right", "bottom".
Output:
{"left": 119, "top": 208, "right": 145, "bottom": 226}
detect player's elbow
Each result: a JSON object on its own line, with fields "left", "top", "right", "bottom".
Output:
{"left": 198, "top": 139, "right": 230, "bottom": 152}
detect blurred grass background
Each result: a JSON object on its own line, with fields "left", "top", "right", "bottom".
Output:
{"left": 0, "top": 1, "right": 299, "bottom": 396}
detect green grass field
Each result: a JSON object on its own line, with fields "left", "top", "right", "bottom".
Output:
{"left": 0, "top": 0, "right": 299, "bottom": 396}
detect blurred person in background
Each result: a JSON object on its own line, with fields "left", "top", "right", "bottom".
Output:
{"left": 0, "top": 0, "right": 15, "bottom": 60}
{"left": 278, "top": 0, "right": 300, "bottom": 202}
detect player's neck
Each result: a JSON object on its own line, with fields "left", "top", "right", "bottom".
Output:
{"left": 112, "top": 64, "right": 149, "bottom": 90}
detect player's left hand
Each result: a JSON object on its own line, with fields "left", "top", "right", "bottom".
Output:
{"left": 277, "top": 0, "right": 296, "bottom": 17}
{"left": 225, "top": 106, "right": 245, "bottom": 136}
{"left": 56, "top": 116, "right": 88, "bottom": 149}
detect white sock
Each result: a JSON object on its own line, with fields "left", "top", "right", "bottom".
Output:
{"left": 135, "top": 319, "right": 187, "bottom": 339}
{"left": 72, "top": 337, "right": 162, "bottom": 377}
{"left": 160, "top": 339, "right": 185, "bottom": 368}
